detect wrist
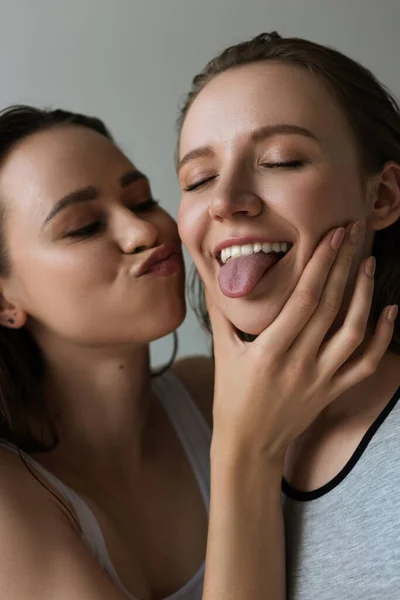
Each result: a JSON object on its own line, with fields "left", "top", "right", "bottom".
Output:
{"left": 210, "top": 433, "right": 285, "bottom": 481}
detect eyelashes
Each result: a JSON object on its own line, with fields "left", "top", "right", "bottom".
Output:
{"left": 183, "top": 160, "right": 305, "bottom": 192}
{"left": 133, "top": 198, "right": 160, "bottom": 213}
{"left": 183, "top": 176, "right": 217, "bottom": 192}
{"left": 65, "top": 221, "right": 103, "bottom": 238}
{"left": 65, "top": 198, "right": 160, "bottom": 238}
{"left": 260, "top": 160, "right": 304, "bottom": 169}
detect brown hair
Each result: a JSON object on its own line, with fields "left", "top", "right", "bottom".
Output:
{"left": 177, "top": 32, "right": 400, "bottom": 353}
{"left": 0, "top": 106, "right": 113, "bottom": 452}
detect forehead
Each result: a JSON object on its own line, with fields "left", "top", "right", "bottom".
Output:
{"left": 180, "top": 62, "right": 353, "bottom": 155}
{"left": 0, "top": 125, "right": 132, "bottom": 206}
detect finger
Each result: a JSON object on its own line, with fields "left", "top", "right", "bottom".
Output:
{"left": 330, "top": 304, "right": 397, "bottom": 397}
{"left": 205, "top": 292, "right": 238, "bottom": 349}
{"left": 256, "top": 224, "right": 352, "bottom": 354}
{"left": 317, "top": 255, "right": 375, "bottom": 374}
{"left": 294, "top": 228, "right": 369, "bottom": 357}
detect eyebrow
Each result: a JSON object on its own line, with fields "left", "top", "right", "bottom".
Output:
{"left": 178, "top": 147, "right": 215, "bottom": 173}
{"left": 43, "top": 169, "right": 148, "bottom": 227}
{"left": 251, "top": 124, "right": 319, "bottom": 143}
{"left": 119, "top": 169, "right": 148, "bottom": 188}
{"left": 178, "top": 124, "right": 319, "bottom": 173}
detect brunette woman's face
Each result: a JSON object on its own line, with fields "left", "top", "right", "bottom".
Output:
{"left": 0, "top": 126, "right": 185, "bottom": 345}
{"left": 178, "top": 62, "right": 373, "bottom": 334}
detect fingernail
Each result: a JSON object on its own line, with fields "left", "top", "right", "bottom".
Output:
{"left": 388, "top": 305, "right": 398, "bottom": 323}
{"left": 350, "top": 221, "right": 363, "bottom": 244}
{"left": 364, "top": 256, "right": 376, "bottom": 278}
{"left": 331, "top": 227, "right": 345, "bottom": 250}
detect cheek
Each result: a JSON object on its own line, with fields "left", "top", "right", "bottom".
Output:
{"left": 266, "top": 166, "right": 364, "bottom": 234}
{"left": 178, "top": 199, "right": 208, "bottom": 253}
{"left": 155, "top": 210, "right": 179, "bottom": 238}
{"left": 13, "top": 243, "right": 115, "bottom": 313}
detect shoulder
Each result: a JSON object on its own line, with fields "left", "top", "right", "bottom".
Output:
{"left": 0, "top": 447, "right": 70, "bottom": 580}
{"left": 0, "top": 447, "right": 126, "bottom": 598}
{"left": 0, "top": 446, "right": 78, "bottom": 531}
{"left": 171, "top": 355, "right": 214, "bottom": 428}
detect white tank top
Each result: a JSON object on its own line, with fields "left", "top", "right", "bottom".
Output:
{"left": 0, "top": 371, "right": 211, "bottom": 600}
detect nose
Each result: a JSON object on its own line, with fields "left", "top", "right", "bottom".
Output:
{"left": 112, "top": 208, "right": 159, "bottom": 254}
{"left": 208, "top": 177, "right": 263, "bottom": 222}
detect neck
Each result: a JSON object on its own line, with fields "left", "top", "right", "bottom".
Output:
{"left": 284, "top": 350, "right": 400, "bottom": 490}
{"left": 323, "top": 349, "right": 400, "bottom": 421}
{"left": 37, "top": 336, "right": 156, "bottom": 477}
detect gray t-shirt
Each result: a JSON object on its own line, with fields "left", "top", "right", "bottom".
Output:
{"left": 283, "top": 387, "right": 400, "bottom": 600}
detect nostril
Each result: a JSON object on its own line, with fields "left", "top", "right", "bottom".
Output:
{"left": 133, "top": 245, "right": 147, "bottom": 254}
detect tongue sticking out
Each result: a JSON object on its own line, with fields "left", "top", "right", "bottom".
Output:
{"left": 218, "top": 253, "right": 280, "bottom": 298}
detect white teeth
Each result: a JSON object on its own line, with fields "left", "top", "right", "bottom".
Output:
{"left": 219, "top": 241, "right": 291, "bottom": 264}
{"left": 241, "top": 244, "right": 254, "bottom": 256}
{"left": 231, "top": 245, "right": 241, "bottom": 258}
{"left": 221, "top": 247, "right": 232, "bottom": 263}
{"left": 262, "top": 242, "right": 272, "bottom": 253}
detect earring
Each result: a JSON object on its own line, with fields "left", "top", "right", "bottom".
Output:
{"left": 151, "top": 331, "right": 178, "bottom": 377}
{"left": 8, "top": 318, "right": 15, "bottom": 325}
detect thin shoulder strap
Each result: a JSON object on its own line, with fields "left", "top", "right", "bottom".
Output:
{"left": 152, "top": 371, "right": 211, "bottom": 511}
{"left": 0, "top": 440, "right": 120, "bottom": 574}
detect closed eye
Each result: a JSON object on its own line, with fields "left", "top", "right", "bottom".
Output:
{"left": 65, "top": 199, "right": 159, "bottom": 238}
{"left": 261, "top": 160, "right": 304, "bottom": 168}
{"left": 183, "top": 175, "right": 217, "bottom": 192}
{"left": 130, "top": 198, "right": 160, "bottom": 212}
{"left": 66, "top": 221, "right": 103, "bottom": 238}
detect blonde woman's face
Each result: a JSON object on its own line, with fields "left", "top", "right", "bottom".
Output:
{"left": 178, "top": 62, "right": 372, "bottom": 335}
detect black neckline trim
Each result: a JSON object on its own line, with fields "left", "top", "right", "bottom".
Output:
{"left": 282, "top": 386, "right": 400, "bottom": 502}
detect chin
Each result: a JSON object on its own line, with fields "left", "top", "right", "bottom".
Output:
{"left": 102, "top": 295, "right": 187, "bottom": 346}
{"left": 158, "top": 305, "right": 187, "bottom": 338}
{"left": 143, "top": 274, "right": 187, "bottom": 334}
{"left": 224, "top": 299, "right": 283, "bottom": 338}
{"left": 145, "top": 300, "right": 186, "bottom": 342}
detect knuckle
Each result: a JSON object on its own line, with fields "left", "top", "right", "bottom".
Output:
{"left": 319, "top": 250, "right": 335, "bottom": 269}
{"left": 321, "top": 293, "right": 342, "bottom": 317}
{"left": 344, "top": 326, "right": 365, "bottom": 349}
{"left": 256, "top": 347, "right": 278, "bottom": 372}
{"left": 359, "top": 357, "right": 377, "bottom": 378}
{"left": 342, "top": 248, "right": 355, "bottom": 267}
{"left": 287, "top": 359, "right": 309, "bottom": 381}
{"left": 296, "top": 289, "right": 320, "bottom": 313}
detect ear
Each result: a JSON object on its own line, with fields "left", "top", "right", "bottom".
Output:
{"left": 0, "top": 285, "right": 27, "bottom": 329}
{"left": 366, "top": 161, "right": 400, "bottom": 231}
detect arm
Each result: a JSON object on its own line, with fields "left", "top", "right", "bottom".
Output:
{"left": 204, "top": 446, "right": 285, "bottom": 600}
{"left": 173, "top": 357, "right": 285, "bottom": 597}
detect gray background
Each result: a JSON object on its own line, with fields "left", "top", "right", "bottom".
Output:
{"left": 1, "top": 0, "right": 399, "bottom": 366}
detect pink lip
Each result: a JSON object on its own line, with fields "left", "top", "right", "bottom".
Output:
{"left": 213, "top": 235, "right": 292, "bottom": 258}
{"left": 134, "top": 242, "right": 183, "bottom": 276}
